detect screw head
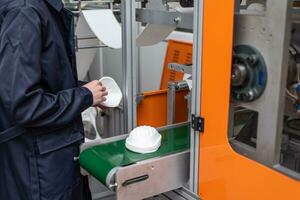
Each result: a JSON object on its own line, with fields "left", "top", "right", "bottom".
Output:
{"left": 174, "top": 17, "right": 181, "bottom": 23}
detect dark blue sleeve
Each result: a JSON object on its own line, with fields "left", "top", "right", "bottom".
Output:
{"left": 0, "top": 7, "right": 93, "bottom": 128}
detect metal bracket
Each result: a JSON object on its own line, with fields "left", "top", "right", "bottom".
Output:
{"left": 136, "top": 8, "right": 194, "bottom": 30}
{"left": 191, "top": 114, "right": 204, "bottom": 132}
{"left": 168, "top": 63, "right": 193, "bottom": 75}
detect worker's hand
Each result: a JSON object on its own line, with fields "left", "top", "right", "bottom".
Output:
{"left": 83, "top": 80, "right": 108, "bottom": 106}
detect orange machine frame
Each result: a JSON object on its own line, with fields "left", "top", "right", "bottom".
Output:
{"left": 137, "top": 40, "right": 192, "bottom": 127}
{"left": 199, "top": 1, "right": 300, "bottom": 199}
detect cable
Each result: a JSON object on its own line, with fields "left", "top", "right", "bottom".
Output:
{"left": 286, "top": 89, "right": 298, "bottom": 101}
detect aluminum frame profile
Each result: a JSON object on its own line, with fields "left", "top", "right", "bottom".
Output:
{"left": 121, "top": 0, "right": 138, "bottom": 132}
{"left": 189, "top": 0, "right": 204, "bottom": 194}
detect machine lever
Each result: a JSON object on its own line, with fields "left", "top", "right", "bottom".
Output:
{"left": 122, "top": 175, "right": 149, "bottom": 187}
{"left": 168, "top": 63, "right": 193, "bottom": 75}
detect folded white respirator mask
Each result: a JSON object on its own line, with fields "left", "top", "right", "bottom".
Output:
{"left": 99, "top": 77, "right": 122, "bottom": 108}
{"left": 125, "top": 126, "right": 162, "bottom": 154}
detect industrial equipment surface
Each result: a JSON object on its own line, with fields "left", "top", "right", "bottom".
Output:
{"left": 78, "top": 0, "right": 300, "bottom": 199}
{"left": 80, "top": 124, "right": 191, "bottom": 200}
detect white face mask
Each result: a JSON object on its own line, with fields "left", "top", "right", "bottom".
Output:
{"left": 125, "top": 126, "right": 162, "bottom": 154}
{"left": 99, "top": 77, "right": 122, "bottom": 108}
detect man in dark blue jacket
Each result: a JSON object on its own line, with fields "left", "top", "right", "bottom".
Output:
{"left": 0, "top": 0, "right": 108, "bottom": 199}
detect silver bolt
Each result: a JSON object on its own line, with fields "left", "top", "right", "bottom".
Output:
{"left": 109, "top": 183, "right": 118, "bottom": 190}
{"left": 174, "top": 17, "right": 181, "bottom": 24}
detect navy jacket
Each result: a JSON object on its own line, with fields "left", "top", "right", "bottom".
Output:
{"left": 0, "top": 0, "right": 93, "bottom": 199}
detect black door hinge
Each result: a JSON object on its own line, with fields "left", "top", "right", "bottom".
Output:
{"left": 191, "top": 115, "right": 205, "bottom": 132}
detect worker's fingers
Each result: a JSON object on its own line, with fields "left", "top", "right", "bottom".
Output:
{"left": 94, "top": 97, "right": 107, "bottom": 106}
{"left": 94, "top": 85, "right": 105, "bottom": 92}
{"left": 95, "top": 89, "right": 107, "bottom": 96}
{"left": 100, "top": 97, "right": 107, "bottom": 102}
{"left": 100, "top": 86, "right": 106, "bottom": 92}
{"left": 82, "top": 80, "right": 109, "bottom": 106}
{"left": 93, "top": 91, "right": 108, "bottom": 104}
{"left": 102, "top": 91, "right": 108, "bottom": 96}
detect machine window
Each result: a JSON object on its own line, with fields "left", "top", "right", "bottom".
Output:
{"left": 229, "top": 0, "right": 300, "bottom": 179}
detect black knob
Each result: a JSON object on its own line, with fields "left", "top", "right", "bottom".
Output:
{"left": 180, "top": 0, "right": 194, "bottom": 8}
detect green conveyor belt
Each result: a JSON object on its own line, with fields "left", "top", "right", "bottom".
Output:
{"left": 79, "top": 125, "right": 190, "bottom": 185}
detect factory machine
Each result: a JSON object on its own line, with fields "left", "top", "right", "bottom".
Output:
{"left": 74, "top": 1, "right": 198, "bottom": 199}
{"left": 68, "top": 0, "right": 300, "bottom": 199}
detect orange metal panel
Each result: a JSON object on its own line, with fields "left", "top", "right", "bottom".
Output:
{"left": 137, "top": 90, "right": 168, "bottom": 127}
{"left": 199, "top": 1, "right": 300, "bottom": 200}
{"left": 137, "top": 89, "right": 189, "bottom": 127}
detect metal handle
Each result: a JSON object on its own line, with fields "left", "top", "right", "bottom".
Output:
{"left": 122, "top": 175, "right": 149, "bottom": 187}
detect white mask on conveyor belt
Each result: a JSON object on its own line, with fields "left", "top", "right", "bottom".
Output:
{"left": 125, "top": 126, "right": 162, "bottom": 154}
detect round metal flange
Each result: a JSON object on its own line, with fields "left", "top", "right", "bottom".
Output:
{"left": 232, "top": 45, "right": 267, "bottom": 102}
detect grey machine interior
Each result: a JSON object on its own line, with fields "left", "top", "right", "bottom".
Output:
{"left": 229, "top": 0, "right": 300, "bottom": 178}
